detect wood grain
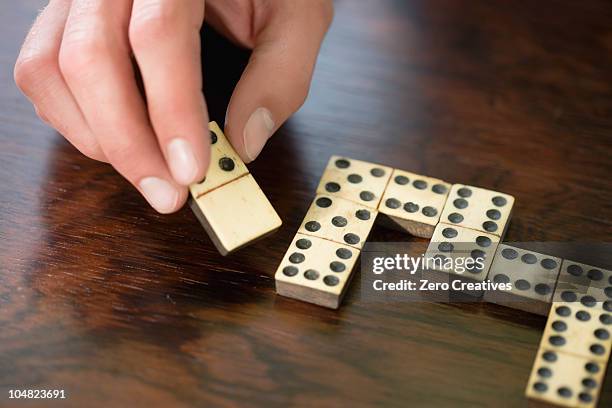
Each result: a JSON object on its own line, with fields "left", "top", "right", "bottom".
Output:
{"left": 1, "top": 0, "right": 612, "bottom": 407}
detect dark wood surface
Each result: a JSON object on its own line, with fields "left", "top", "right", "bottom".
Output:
{"left": 2, "top": 0, "right": 612, "bottom": 407}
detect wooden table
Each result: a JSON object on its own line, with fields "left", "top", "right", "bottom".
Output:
{"left": 2, "top": 1, "right": 612, "bottom": 406}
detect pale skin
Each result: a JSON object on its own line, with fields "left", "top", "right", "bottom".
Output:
{"left": 14, "top": 0, "right": 333, "bottom": 213}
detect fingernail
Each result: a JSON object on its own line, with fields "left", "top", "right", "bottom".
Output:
{"left": 243, "top": 107, "right": 275, "bottom": 162}
{"left": 139, "top": 177, "right": 179, "bottom": 214}
{"left": 167, "top": 138, "right": 199, "bottom": 185}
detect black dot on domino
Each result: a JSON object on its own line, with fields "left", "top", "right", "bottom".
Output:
{"left": 304, "top": 269, "right": 319, "bottom": 280}
{"left": 537, "top": 367, "right": 552, "bottom": 378}
{"left": 395, "top": 175, "right": 409, "bottom": 185}
{"left": 385, "top": 198, "right": 401, "bottom": 209}
{"left": 413, "top": 180, "right": 427, "bottom": 190}
{"left": 432, "top": 184, "right": 447, "bottom": 194}
{"left": 370, "top": 168, "right": 385, "bottom": 177}
{"left": 448, "top": 213, "right": 463, "bottom": 223}
{"left": 486, "top": 209, "right": 501, "bottom": 220}
{"left": 344, "top": 233, "right": 360, "bottom": 245}
{"left": 533, "top": 382, "right": 547, "bottom": 393}
{"left": 335, "top": 159, "right": 350, "bottom": 169}
{"left": 305, "top": 221, "right": 321, "bottom": 232}
{"left": 576, "top": 311, "right": 591, "bottom": 321}
{"left": 515, "top": 279, "right": 530, "bottom": 291}
{"left": 404, "top": 202, "right": 419, "bottom": 213}
{"left": 594, "top": 328, "right": 609, "bottom": 340}
{"left": 585, "top": 362, "right": 599, "bottom": 373}
{"left": 561, "top": 291, "right": 577, "bottom": 302}
{"left": 542, "top": 351, "right": 557, "bottom": 362}
{"left": 493, "top": 274, "right": 510, "bottom": 284}
{"left": 521, "top": 253, "right": 537, "bottom": 264}
{"left": 513, "top": 278, "right": 531, "bottom": 290}
{"left": 535, "top": 284, "right": 551, "bottom": 295}
{"left": 552, "top": 321, "right": 567, "bottom": 332}
{"left": 453, "top": 198, "right": 468, "bottom": 209}
{"left": 347, "top": 174, "right": 362, "bottom": 184}
{"left": 438, "top": 242, "right": 454, "bottom": 252}
{"left": 316, "top": 197, "right": 333, "bottom": 208}
{"left": 219, "top": 157, "right": 235, "bottom": 172}
{"left": 360, "top": 191, "right": 375, "bottom": 201}
{"left": 582, "top": 378, "right": 597, "bottom": 389}
{"left": 296, "top": 238, "right": 312, "bottom": 250}
{"left": 283, "top": 266, "right": 298, "bottom": 277}
{"left": 325, "top": 182, "right": 341, "bottom": 193}
{"left": 471, "top": 249, "right": 485, "bottom": 260}
{"left": 422, "top": 206, "right": 437, "bottom": 217}
{"left": 332, "top": 216, "right": 348, "bottom": 227}
{"left": 555, "top": 305, "right": 571, "bottom": 316}
{"left": 336, "top": 248, "right": 352, "bottom": 259}
{"left": 549, "top": 335, "right": 566, "bottom": 346}
{"left": 567, "top": 264, "right": 583, "bottom": 276}
{"left": 466, "top": 264, "right": 482, "bottom": 274}
{"left": 482, "top": 221, "right": 498, "bottom": 232}
{"left": 476, "top": 236, "right": 491, "bottom": 247}
{"left": 442, "top": 227, "right": 458, "bottom": 238}
{"left": 587, "top": 269, "right": 603, "bottom": 280}
{"left": 457, "top": 187, "right": 472, "bottom": 198}
{"left": 323, "top": 275, "right": 339, "bottom": 286}
{"left": 330, "top": 261, "right": 346, "bottom": 273}
{"left": 501, "top": 248, "right": 518, "bottom": 260}
{"left": 289, "top": 253, "right": 305, "bottom": 264}
{"left": 581, "top": 296, "right": 596, "bottom": 308}
{"left": 355, "top": 209, "right": 371, "bottom": 220}
{"left": 492, "top": 196, "right": 507, "bottom": 206}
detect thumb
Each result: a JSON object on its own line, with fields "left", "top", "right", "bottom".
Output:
{"left": 224, "top": 1, "right": 333, "bottom": 162}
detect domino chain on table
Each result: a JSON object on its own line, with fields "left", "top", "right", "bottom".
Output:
{"left": 272, "top": 154, "right": 611, "bottom": 408}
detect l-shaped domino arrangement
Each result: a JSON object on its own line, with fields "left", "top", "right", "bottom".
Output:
{"left": 274, "top": 155, "right": 518, "bottom": 308}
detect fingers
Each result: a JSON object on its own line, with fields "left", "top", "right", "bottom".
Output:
{"left": 14, "top": 0, "right": 106, "bottom": 162}
{"left": 129, "top": 0, "right": 209, "bottom": 186}
{"left": 224, "top": 0, "right": 333, "bottom": 163}
{"left": 59, "top": 0, "right": 186, "bottom": 213}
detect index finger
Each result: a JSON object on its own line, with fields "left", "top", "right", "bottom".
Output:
{"left": 129, "top": 0, "right": 210, "bottom": 186}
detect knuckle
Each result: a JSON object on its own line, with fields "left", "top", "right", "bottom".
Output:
{"left": 14, "top": 53, "right": 56, "bottom": 95}
{"left": 129, "top": 2, "right": 179, "bottom": 48}
{"left": 59, "top": 33, "right": 108, "bottom": 81}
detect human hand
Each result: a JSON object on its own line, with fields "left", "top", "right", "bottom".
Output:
{"left": 14, "top": 0, "right": 333, "bottom": 213}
